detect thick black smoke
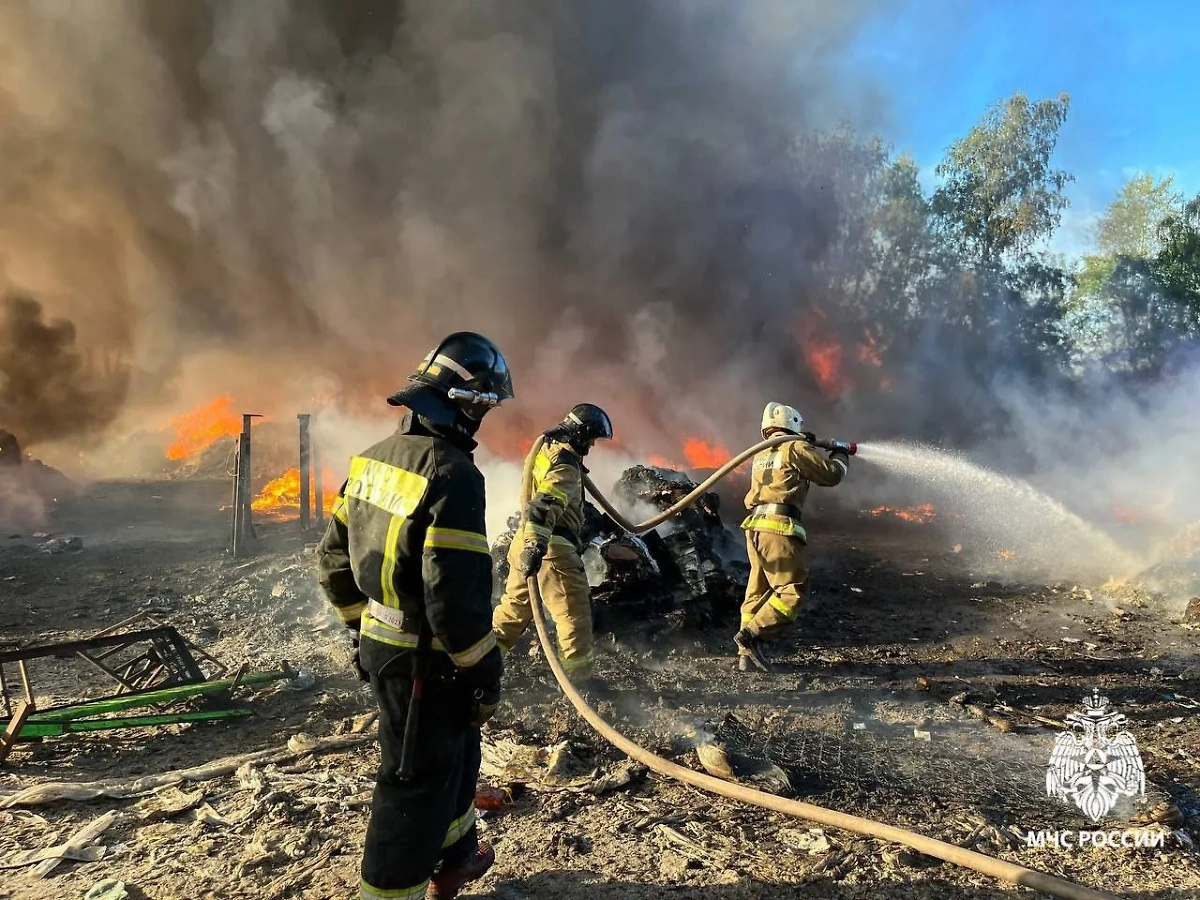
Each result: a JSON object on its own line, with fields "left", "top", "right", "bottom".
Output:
{"left": 0, "top": 294, "right": 129, "bottom": 445}
{"left": 0, "top": 0, "right": 897, "bottom": 452}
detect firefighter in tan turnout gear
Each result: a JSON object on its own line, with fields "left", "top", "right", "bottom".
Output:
{"left": 734, "top": 402, "right": 851, "bottom": 673}
{"left": 317, "top": 332, "right": 513, "bottom": 900}
{"left": 492, "top": 404, "right": 614, "bottom": 680}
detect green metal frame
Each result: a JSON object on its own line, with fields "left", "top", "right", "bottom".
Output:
{"left": 0, "top": 666, "right": 295, "bottom": 744}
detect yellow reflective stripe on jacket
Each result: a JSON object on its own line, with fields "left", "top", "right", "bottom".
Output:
{"left": 424, "top": 526, "right": 490, "bottom": 555}
{"left": 345, "top": 456, "right": 429, "bottom": 518}
{"left": 360, "top": 877, "right": 430, "bottom": 900}
{"left": 531, "top": 448, "right": 570, "bottom": 506}
{"left": 336, "top": 600, "right": 366, "bottom": 623}
{"left": 740, "top": 513, "right": 807, "bottom": 542}
{"left": 450, "top": 631, "right": 497, "bottom": 668}
{"left": 331, "top": 496, "right": 348, "bottom": 525}
{"left": 360, "top": 613, "right": 447, "bottom": 653}
{"left": 441, "top": 807, "right": 477, "bottom": 848}
{"left": 380, "top": 515, "right": 404, "bottom": 609}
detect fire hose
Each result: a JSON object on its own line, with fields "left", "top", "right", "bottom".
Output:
{"left": 517, "top": 434, "right": 1122, "bottom": 900}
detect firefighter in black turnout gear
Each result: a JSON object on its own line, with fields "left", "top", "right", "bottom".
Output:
{"left": 317, "top": 332, "right": 514, "bottom": 900}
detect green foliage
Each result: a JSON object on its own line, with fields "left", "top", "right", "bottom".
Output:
{"left": 1096, "top": 173, "right": 1182, "bottom": 258}
{"left": 1066, "top": 180, "right": 1199, "bottom": 376}
{"left": 932, "top": 93, "right": 1074, "bottom": 264}
{"left": 1155, "top": 194, "right": 1200, "bottom": 326}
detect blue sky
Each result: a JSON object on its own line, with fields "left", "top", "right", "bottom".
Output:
{"left": 843, "top": 0, "right": 1200, "bottom": 257}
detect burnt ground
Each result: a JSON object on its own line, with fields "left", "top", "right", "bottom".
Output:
{"left": 0, "top": 477, "right": 1198, "bottom": 900}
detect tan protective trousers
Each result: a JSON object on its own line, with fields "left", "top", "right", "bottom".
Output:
{"left": 739, "top": 529, "right": 809, "bottom": 641}
{"left": 492, "top": 536, "right": 595, "bottom": 678}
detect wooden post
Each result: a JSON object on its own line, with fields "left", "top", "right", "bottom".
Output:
{"left": 298, "top": 414, "right": 312, "bottom": 532}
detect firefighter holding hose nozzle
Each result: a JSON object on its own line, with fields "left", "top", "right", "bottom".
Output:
{"left": 734, "top": 402, "right": 852, "bottom": 673}
{"left": 316, "top": 332, "right": 513, "bottom": 900}
{"left": 492, "top": 403, "right": 614, "bottom": 680}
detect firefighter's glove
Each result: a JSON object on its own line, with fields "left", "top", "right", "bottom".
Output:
{"left": 518, "top": 539, "right": 548, "bottom": 578}
{"left": 462, "top": 646, "right": 503, "bottom": 728}
{"left": 349, "top": 636, "right": 369, "bottom": 683}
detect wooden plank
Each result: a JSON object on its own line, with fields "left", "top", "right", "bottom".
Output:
{"left": 0, "top": 700, "right": 33, "bottom": 765}
{"left": 17, "top": 662, "right": 32, "bottom": 704}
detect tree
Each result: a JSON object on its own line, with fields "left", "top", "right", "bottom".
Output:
{"left": 1154, "top": 193, "right": 1200, "bottom": 328}
{"left": 932, "top": 93, "right": 1074, "bottom": 265}
{"left": 1095, "top": 173, "right": 1182, "bottom": 258}
{"left": 1074, "top": 173, "right": 1181, "bottom": 306}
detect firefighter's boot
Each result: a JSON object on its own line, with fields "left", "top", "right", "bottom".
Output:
{"left": 734, "top": 628, "right": 773, "bottom": 673}
{"left": 427, "top": 843, "right": 495, "bottom": 900}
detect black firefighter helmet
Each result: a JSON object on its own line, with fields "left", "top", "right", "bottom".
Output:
{"left": 546, "top": 403, "right": 614, "bottom": 451}
{"left": 387, "top": 331, "right": 514, "bottom": 426}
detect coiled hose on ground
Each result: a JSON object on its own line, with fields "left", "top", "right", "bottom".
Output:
{"left": 517, "top": 435, "right": 1122, "bottom": 900}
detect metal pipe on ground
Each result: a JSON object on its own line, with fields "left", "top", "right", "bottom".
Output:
{"left": 517, "top": 435, "right": 1123, "bottom": 900}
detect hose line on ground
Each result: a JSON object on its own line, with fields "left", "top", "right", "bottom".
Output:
{"left": 516, "top": 436, "right": 1123, "bottom": 900}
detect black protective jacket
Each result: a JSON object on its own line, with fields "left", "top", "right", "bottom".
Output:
{"left": 316, "top": 413, "right": 500, "bottom": 689}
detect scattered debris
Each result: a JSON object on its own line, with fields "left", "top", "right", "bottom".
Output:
{"left": 37, "top": 535, "right": 83, "bottom": 554}
{"left": 0, "top": 732, "right": 373, "bottom": 808}
{"left": 28, "top": 810, "right": 119, "bottom": 879}
{"left": 587, "top": 759, "right": 646, "bottom": 795}
{"left": 778, "top": 827, "right": 831, "bottom": 855}
{"left": 1184, "top": 597, "right": 1200, "bottom": 625}
{"left": 83, "top": 880, "right": 129, "bottom": 900}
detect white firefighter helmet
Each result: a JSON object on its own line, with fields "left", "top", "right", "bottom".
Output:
{"left": 761, "top": 402, "right": 803, "bottom": 436}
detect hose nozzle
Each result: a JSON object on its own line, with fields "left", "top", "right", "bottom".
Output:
{"left": 811, "top": 437, "right": 858, "bottom": 456}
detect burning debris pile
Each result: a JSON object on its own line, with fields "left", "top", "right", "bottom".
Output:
{"left": 491, "top": 465, "right": 746, "bottom": 629}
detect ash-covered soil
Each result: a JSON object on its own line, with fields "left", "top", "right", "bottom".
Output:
{"left": 1, "top": 478, "right": 1198, "bottom": 900}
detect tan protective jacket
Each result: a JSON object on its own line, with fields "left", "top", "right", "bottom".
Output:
{"left": 742, "top": 439, "right": 847, "bottom": 542}
{"left": 522, "top": 440, "right": 585, "bottom": 550}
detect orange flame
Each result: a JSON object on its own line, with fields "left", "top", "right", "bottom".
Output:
{"left": 799, "top": 331, "right": 848, "bottom": 397}
{"left": 647, "top": 436, "right": 742, "bottom": 473}
{"left": 683, "top": 437, "right": 731, "bottom": 469}
{"left": 996, "top": 548, "right": 1016, "bottom": 561}
{"left": 869, "top": 503, "right": 937, "bottom": 523}
{"left": 794, "top": 313, "right": 892, "bottom": 398}
{"left": 252, "top": 467, "right": 339, "bottom": 516}
{"left": 165, "top": 396, "right": 245, "bottom": 461}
